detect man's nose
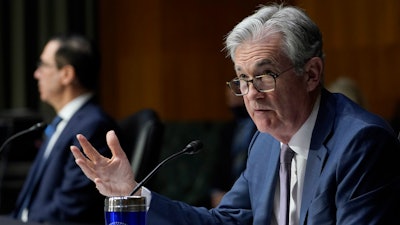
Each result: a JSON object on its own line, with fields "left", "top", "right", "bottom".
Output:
{"left": 246, "top": 81, "right": 259, "bottom": 98}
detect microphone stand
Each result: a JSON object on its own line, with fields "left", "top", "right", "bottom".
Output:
{"left": 0, "top": 122, "right": 46, "bottom": 208}
{"left": 130, "top": 140, "right": 203, "bottom": 196}
{"left": 0, "top": 122, "right": 46, "bottom": 155}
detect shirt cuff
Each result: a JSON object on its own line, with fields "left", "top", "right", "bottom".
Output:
{"left": 141, "top": 186, "right": 152, "bottom": 211}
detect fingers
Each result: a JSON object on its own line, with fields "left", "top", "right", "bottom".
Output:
{"left": 70, "top": 145, "right": 97, "bottom": 182}
{"left": 71, "top": 133, "right": 107, "bottom": 181}
{"left": 76, "top": 133, "right": 103, "bottom": 162}
{"left": 106, "top": 130, "right": 127, "bottom": 159}
{"left": 70, "top": 145, "right": 86, "bottom": 161}
{"left": 70, "top": 131, "right": 134, "bottom": 197}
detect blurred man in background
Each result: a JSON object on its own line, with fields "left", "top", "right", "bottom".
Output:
{"left": 11, "top": 34, "right": 121, "bottom": 224}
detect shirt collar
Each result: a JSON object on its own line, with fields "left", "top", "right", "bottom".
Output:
{"left": 287, "top": 94, "right": 321, "bottom": 160}
{"left": 58, "top": 93, "right": 93, "bottom": 122}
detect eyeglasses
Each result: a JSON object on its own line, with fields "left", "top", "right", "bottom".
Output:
{"left": 36, "top": 60, "right": 57, "bottom": 69}
{"left": 226, "top": 66, "right": 294, "bottom": 96}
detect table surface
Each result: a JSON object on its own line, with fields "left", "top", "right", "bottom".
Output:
{"left": 0, "top": 215, "right": 101, "bottom": 225}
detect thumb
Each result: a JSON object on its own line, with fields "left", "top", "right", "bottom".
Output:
{"left": 106, "top": 130, "right": 126, "bottom": 158}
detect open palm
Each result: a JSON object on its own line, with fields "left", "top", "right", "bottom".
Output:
{"left": 70, "top": 130, "right": 137, "bottom": 196}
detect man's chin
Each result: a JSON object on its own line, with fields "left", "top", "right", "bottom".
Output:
{"left": 254, "top": 122, "right": 271, "bottom": 133}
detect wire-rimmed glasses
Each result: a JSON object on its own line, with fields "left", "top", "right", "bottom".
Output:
{"left": 226, "top": 66, "right": 294, "bottom": 96}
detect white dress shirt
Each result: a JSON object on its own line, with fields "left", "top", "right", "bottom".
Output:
{"left": 272, "top": 95, "right": 320, "bottom": 225}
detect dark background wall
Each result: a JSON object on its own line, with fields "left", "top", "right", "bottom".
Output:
{"left": 1, "top": 0, "right": 399, "bottom": 123}
{"left": 0, "top": 0, "right": 399, "bottom": 212}
{"left": 97, "top": 1, "right": 268, "bottom": 121}
{"left": 0, "top": 0, "right": 98, "bottom": 120}
{"left": 97, "top": 0, "right": 400, "bottom": 122}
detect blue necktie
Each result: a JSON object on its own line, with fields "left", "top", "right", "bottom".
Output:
{"left": 45, "top": 116, "right": 63, "bottom": 138}
{"left": 17, "top": 116, "right": 62, "bottom": 221}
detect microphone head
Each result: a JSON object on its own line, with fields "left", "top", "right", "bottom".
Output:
{"left": 184, "top": 140, "right": 203, "bottom": 155}
{"left": 29, "top": 122, "right": 47, "bottom": 130}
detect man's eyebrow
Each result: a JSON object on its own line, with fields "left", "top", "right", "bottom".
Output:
{"left": 234, "top": 59, "right": 274, "bottom": 72}
{"left": 256, "top": 59, "right": 273, "bottom": 67}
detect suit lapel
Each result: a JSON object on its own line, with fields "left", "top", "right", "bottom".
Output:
{"left": 47, "top": 100, "right": 90, "bottom": 158}
{"left": 37, "top": 103, "right": 89, "bottom": 181}
{"left": 299, "top": 89, "right": 335, "bottom": 225}
{"left": 299, "top": 145, "right": 328, "bottom": 224}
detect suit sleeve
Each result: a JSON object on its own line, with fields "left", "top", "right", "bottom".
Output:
{"left": 147, "top": 174, "right": 253, "bottom": 225}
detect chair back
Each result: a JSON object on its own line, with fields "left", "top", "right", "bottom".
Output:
{"left": 118, "top": 109, "right": 164, "bottom": 181}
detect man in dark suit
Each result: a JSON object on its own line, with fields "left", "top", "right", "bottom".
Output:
{"left": 12, "top": 34, "right": 120, "bottom": 224}
{"left": 70, "top": 3, "right": 400, "bottom": 225}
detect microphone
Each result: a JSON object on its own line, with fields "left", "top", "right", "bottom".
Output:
{"left": 130, "top": 140, "right": 203, "bottom": 196}
{"left": 0, "top": 122, "right": 47, "bottom": 155}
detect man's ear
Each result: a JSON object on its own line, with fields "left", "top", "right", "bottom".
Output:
{"left": 304, "top": 57, "right": 323, "bottom": 91}
{"left": 60, "top": 65, "right": 75, "bottom": 85}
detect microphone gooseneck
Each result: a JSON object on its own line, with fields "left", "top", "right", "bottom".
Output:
{"left": 129, "top": 140, "right": 203, "bottom": 196}
{"left": 0, "top": 122, "right": 47, "bottom": 155}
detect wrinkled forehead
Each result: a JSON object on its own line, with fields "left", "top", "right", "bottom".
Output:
{"left": 233, "top": 34, "right": 289, "bottom": 73}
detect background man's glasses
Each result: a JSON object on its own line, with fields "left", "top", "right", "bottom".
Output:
{"left": 36, "top": 61, "right": 57, "bottom": 69}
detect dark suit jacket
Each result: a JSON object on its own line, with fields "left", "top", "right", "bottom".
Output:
{"left": 147, "top": 89, "right": 400, "bottom": 225}
{"left": 12, "top": 99, "right": 120, "bottom": 224}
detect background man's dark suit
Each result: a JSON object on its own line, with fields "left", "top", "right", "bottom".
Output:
{"left": 12, "top": 99, "right": 119, "bottom": 224}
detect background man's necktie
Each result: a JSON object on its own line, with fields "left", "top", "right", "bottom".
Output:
{"left": 17, "top": 116, "right": 62, "bottom": 221}
{"left": 278, "top": 144, "right": 294, "bottom": 225}
{"left": 44, "top": 116, "right": 63, "bottom": 138}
